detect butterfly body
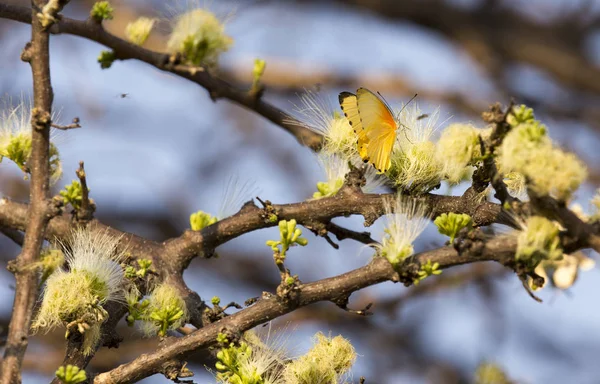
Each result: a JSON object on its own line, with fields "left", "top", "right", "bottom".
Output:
{"left": 339, "top": 88, "right": 398, "bottom": 172}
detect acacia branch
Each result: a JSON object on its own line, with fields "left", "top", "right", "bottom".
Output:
{"left": 0, "top": 184, "right": 507, "bottom": 275}
{"left": 0, "top": 3, "right": 322, "bottom": 150}
{"left": 93, "top": 236, "right": 518, "bottom": 383}
{"left": 0, "top": 182, "right": 508, "bottom": 374}
{"left": 0, "top": 2, "right": 55, "bottom": 383}
{"left": 165, "top": 183, "right": 508, "bottom": 271}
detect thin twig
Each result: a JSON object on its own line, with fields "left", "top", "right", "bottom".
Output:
{"left": 326, "top": 222, "right": 377, "bottom": 245}
{"left": 75, "top": 161, "right": 94, "bottom": 221}
{"left": 51, "top": 117, "right": 80, "bottom": 130}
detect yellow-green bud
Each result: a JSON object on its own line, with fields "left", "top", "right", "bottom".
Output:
{"left": 90, "top": 1, "right": 114, "bottom": 22}
{"left": 97, "top": 50, "right": 116, "bottom": 69}
{"left": 190, "top": 210, "right": 217, "bottom": 231}
{"left": 56, "top": 364, "right": 87, "bottom": 384}
{"left": 434, "top": 212, "right": 472, "bottom": 244}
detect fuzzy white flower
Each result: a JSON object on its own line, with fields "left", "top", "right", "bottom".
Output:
{"left": 526, "top": 147, "right": 587, "bottom": 201}
{"left": 388, "top": 104, "right": 443, "bottom": 193}
{"left": 283, "top": 332, "right": 356, "bottom": 384}
{"left": 0, "top": 99, "right": 63, "bottom": 184}
{"left": 291, "top": 91, "right": 357, "bottom": 157}
{"left": 376, "top": 194, "right": 430, "bottom": 267}
{"left": 312, "top": 154, "right": 386, "bottom": 199}
{"left": 498, "top": 122, "right": 587, "bottom": 201}
{"left": 166, "top": 5, "right": 232, "bottom": 68}
{"left": 190, "top": 176, "right": 258, "bottom": 231}
{"left": 435, "top": 123, "right": 480, "bottom": 184}
{"left": 217, "top": 175, "right": 259, "bottom": 219}
{"left": 0, "top": 103, "right": 25, "bottom": 151}
{"left": 497, "top": 122, "right": 550, "bottom": 173}
{"left": 32, "top": 228, "right": 126, "bottom": 355}
{"left": 235, "top": 329, "right": 290, "bottom": 384}
{"left": 66, "top": 228, "right": 126, "bottom": 301}
{"left": 312, "top": 154, "right": 347, "bottom": 199}
{"left": 514, "top": 216, "right": 562, "bottom": 266}
{"left": 125, "top": 17, "right": 156, "bottom": 46}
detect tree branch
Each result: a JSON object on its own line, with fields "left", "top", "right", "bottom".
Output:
{"left": 0, "top": 226, "right": 25, "bottom": 246}
{"left": 0, "top": 1, "right": 54, "bottom": 382}
{"left": 93, "top": 236, "right": 517, "bottom": 384}
{"left": 165, "top": 186, "right": 508, "bottom": 271}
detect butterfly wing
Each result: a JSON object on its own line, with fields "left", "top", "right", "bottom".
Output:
{"left": 366, "top": 128, "right": 397, "bottom": 173}
{"left": 339, "top": 92, "right": 369, "bottom": 160}
{"left": 356, "top": 88, "right": 397, "bottom": 172}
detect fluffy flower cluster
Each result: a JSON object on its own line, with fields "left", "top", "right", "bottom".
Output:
{"left": 293, "top": 92, "right": 388, "bottom": 198}
{"left": 376, "top": 194, "right": 430, "bottom": 268}
{"left": 515, "top": 216, "right": 563, "bottom": 268}
{"left": 387, "top": 104, "right": 443, "bottom": 193}
{"left": 296, "top": 91, "right": 496, "bottom": 196}
{"left": 497, "top": 111, "right": 587, "bottom": 201}
{"left": 32, "top": 228, "right": 125, "bottom": 355}
{"left": 0, "top": 101, "right": 62, "bottom": 184}
{"left": 435, "top": 123, "right": 480, "bottom": 184}
{"left": 215, "top": 329, "right": 356, "bottom": 384}
{"left": 167, "top": 6, "right": 232, "bottom": 68}
{"left": 294, "top": 92, "right": 586, "bottom": 205}
{"left": 283, "top": 333, "right": 356, "bottom": 384}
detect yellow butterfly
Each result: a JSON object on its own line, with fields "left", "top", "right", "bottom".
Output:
{"left": 339, "top": 88, "right": 398, "bottom": 173}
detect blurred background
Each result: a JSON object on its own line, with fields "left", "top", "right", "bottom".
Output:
{"left": 2, "top": 0, "right": 600, "bottom": 382}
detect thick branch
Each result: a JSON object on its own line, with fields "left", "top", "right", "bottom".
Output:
{"left": 164, "top": 186, "right": 507, "bottom": 271}
{"left": 93, "top": 236, "right": 515, "bottom": 383}
{"left": 0, "top": 2, "right": 54, "bottom": 383}
{"left": 0, "top": 186, "right": 506, "bottom": 271}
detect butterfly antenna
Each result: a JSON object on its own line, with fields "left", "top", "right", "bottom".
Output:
{"left": 398, "top": 93, "right": 418, "bottom": 116}
{"left": 376, "top": 91, "right": 395, "bottom": 114}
